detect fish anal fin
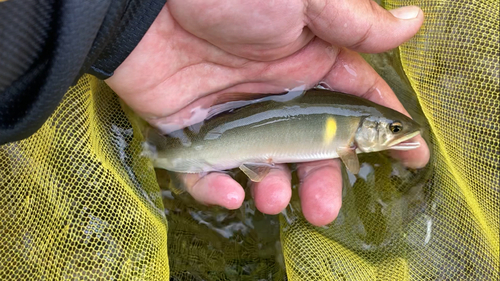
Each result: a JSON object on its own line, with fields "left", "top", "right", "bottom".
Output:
{"left": 337, "top": 147, "right": 360, "bottom": 174}
{"left": 239, "top": 163, "right": 273, "bottom": 182}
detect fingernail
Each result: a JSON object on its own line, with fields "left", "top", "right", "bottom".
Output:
{"left": 389, "top": 6, "right": 421, "bottom": 20}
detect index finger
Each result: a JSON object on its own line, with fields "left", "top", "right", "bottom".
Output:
{"left": 323, "top": 48, "right": 430, "bottom": 168}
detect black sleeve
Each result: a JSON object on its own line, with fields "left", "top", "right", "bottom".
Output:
{"left": 0, "top": 0, "right": 165, "bottom": 145}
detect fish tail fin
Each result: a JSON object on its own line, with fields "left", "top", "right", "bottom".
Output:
{"left": 140, "top": 127, "right": 166, "bottom": 160}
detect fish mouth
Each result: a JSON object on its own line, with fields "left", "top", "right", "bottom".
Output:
{"left": 388, "top": 131, "right": 421, "bottom": 150}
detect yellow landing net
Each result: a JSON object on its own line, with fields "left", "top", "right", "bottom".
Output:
{"left": 1, "top": 0, "right": 498, "bottom": 279}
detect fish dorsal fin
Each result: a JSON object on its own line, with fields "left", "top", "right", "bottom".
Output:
{"left": 337, "top": 147, "right": 360, "bottom": 174}
{"left": 206, "top": 85, "right": 307, "bottom": 120}
{"left": 239, "top": 163, "right": 273, "bottom": 182}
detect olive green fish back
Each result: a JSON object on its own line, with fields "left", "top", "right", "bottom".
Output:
{"left": 1, "top": 0, "right": 498, "bottom": 280}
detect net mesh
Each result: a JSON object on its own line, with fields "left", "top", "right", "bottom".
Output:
{"left": 282, "top": 0, "right": 499, "bottom": 279}
{"left": 0, "top": 78, "right": 169, "bottom": 279}
{"left": 1, "top": 0, "right": 498, "bottom": 279}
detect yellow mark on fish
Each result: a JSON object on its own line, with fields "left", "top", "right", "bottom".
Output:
{"left": 323, "top": 117, "right": 337, "bottom": 146}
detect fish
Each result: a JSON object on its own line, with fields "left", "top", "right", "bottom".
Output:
{"left": 143, "top": 89, "right": 421, "bottom": 182}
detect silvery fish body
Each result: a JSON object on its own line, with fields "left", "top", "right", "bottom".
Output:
{"left": 145, "top": 89, "right": 421, "bottom": 179}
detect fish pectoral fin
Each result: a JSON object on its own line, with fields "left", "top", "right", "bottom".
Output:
{"left": 337, "top": 147, "right": 360, "bottom": 174}
{"left": 239, "top": 163, "right": 273, "bottom": 182}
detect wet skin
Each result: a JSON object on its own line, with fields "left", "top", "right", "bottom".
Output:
{"left": 105, "top": 1, "right": 430, "bottom": 226}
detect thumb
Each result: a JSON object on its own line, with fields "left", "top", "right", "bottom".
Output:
{"left": 304, "top": 1, "right": 423, "bottom": 53}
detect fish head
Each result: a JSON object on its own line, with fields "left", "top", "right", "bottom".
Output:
{"left": 355, "top": 114, "right": 421, "bottom": 153}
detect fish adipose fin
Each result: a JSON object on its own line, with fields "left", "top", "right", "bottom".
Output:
{"left": 239, "top": 163, "right": 273, "bottom": 182}
{"left": 337, "top": 147, "right": 360, "bottom": 174}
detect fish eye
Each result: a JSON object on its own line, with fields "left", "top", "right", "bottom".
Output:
{"left": 390, "top": 121, "right": 403, "bottom": 133}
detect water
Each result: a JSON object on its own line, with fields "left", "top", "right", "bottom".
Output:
{"left": 154, "top": 50, "right": 435, "bottom": 280}
{"left": 158, "top": 168, "right": 287, "bottom": 280}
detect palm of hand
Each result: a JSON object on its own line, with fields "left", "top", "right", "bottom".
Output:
{"left": 105, "top": 1, "right": 429, "bottom": 226}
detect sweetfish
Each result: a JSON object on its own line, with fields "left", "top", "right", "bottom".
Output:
{"left": 143, "top": 89, "right": 421, "bottom": 181}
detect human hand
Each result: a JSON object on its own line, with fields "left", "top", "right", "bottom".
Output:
{"left": 105, "top": 0, "right": 429, "bottom": 226}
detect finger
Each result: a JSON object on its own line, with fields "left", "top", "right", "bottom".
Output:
{"left": 251, "top": 164, "right": 292, "bottom": 215}
{"left": 305, "top": 1, "right": 423, "bottom": 53}
{"left": 390, "top": 141, "right": 430, "bottom": 169}
{"left": 322, "top": 48, "right": 430, "bottom": 169}
{"left": 297, "top": 160, "right": 343, "bottom": 226}
{"left": 182, "top": 172, "right": 245, "bottom": 209}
